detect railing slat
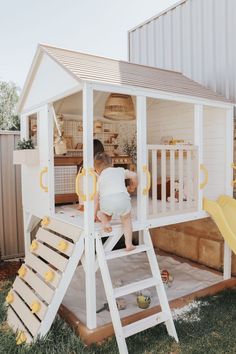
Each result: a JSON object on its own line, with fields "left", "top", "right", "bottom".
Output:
{"left": 147, "top": 144, "right": 198, "bottom": 217}
{"left": 186, "top": 150, "right": 192, "bottom": 208}
{"left": 170, "top": 150, "right": 175, "bottom": 211}
{"left": 151, "top": 150, "right": 158, "bottom": 215}
{"left": 178, "top": 149, "right": 184, "bottom": 211}
{"left": 161, "top": 149, "right": 166, "bottom": 213}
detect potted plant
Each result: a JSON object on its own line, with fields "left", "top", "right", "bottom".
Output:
{"left": 122, "top": 134, "right": 137, "bottom": 164}
{"left": 13, "top": 138, "right": 39, "bottom": 165}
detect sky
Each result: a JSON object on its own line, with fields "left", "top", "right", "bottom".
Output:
{"left": 0, "top": 0, "right": 177, "bottom": 88}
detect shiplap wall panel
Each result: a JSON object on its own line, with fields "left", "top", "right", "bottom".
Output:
{"left": 0, "top": 132, "right": 24, "bottom": 259}
{"left": 202, "top": 107, "right": 226, "bottom": 199}
{"left": 129, "top": 0, "right": 236, "bottom": 103}
{"left": 147, "top": 100, "right": 194, "bottom": 144}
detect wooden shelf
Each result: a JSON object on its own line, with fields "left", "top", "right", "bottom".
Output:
{"left": 94, "top": 132, "right": 118, "bottom": 136}
{"left": 54, "top": 156, "right": 82, "bottom": 166}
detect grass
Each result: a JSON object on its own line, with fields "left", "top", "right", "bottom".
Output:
{"left": 0, "top": 280, "right": 236, "bottom": 354}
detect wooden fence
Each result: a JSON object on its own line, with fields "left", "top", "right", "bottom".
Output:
{"left": 0, "top": 131, "right": 24, "bottom": 260}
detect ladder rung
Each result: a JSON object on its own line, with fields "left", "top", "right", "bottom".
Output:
{"left": 114, "top": 277, "right": 158, "bottom": 298}
{"left": 123, "top": 311, "right": 170, "bottom": 338}
{"left": 105, "top": 245, "right": 150, "bottom": 260}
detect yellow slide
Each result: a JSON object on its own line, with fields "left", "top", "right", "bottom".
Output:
{"left": 203, "top": 195, "right": 236, "bottom": 255}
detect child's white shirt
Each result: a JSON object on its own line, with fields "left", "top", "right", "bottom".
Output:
{"left": 97, "top": 167, "right": 130, "bottom": 197}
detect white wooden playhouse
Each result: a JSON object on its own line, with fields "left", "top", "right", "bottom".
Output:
{"left": 6, "top": 44, "right": 236, "bottom": 353}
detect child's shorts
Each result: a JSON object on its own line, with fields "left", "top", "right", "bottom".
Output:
{"left": 100, "top": 192, "right": 131, "bottom": 217}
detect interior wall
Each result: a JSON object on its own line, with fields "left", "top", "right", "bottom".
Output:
{"left": 54, "top": 91, "right": 136, "bottom": 155}
{"left": 203, "top": 106, "right": 227, "bottom": 200}
{"left": 147, "top": 99, "right": 194, "bottom": 144}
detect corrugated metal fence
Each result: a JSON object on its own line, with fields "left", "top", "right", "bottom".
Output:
{"left": 0, "top": 131, "right": 24, "bottom": 260}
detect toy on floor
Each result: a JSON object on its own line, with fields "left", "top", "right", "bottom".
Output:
{"left": 96, "top": 297, "right": 126, "bottom": 313}
{"left": 137, "top": 294, "right": 151, "bottom": 309}
{"left": 161, "top": 269, "right": 174, "bottom": 288}
{"left": 96, "top": 302, "right": 109, "bottom": 313}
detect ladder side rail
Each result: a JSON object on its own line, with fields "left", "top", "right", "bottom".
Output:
{"left": 93, "top": 230, "right": 124, "bottom": 272}
{"left": 143, "top": 229, "right": 178, "bottom": 342}
{"left": 96, "top": 235, "right": 128, "bottom": 354}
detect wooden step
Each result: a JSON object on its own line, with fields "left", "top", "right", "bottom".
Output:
{"left": 123, "top": 312, "right": 170, "bottom": 338}
{"left": 105, "top": 245, "right": 150, "bottom": 260}
{"left": 43, "top": 217, "right": 82, "bottom": 242}
{"left": 113, "top": 277, "right": 158, "bottom": 298}
{"left": 13, "top": 277, "right": 47, "bottom": 321}
{"left": 25, "top": 252, "right": 61, "bottom": 289}
{"left": 7, "top": 308, "right": 33, "bottom": 344}
{"left": 9, "top": 291, "right": 41, "bottom": 337}
{"left": 37, "top": 228, "right": 74, "bottom": 257}
{"left": 32, "top": 241, "right": 68, "bottom": 272}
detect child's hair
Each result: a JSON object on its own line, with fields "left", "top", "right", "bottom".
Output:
{"left": 93, "top": 139, "right": 104, "bottom": 157}
{"left": 94, "top": 152, "right": 112, "bottom": 171}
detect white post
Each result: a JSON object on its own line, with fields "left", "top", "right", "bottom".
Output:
{"left": 194, "top": 104, "right": 203, "bottom": 211}
{"left": 137, "top": 96, "right": 147, "bottom": 245}
{"left": 137, "top": 96, "right": 147, "bottom": 224}
{"left": 83, "top": 83, "right": 97, "bottom": 328}
{"left": 223, "top": 107, "right": 234, "bottom": 280}
{"left": 47, "top": 104, "right": 55, "bottom": 216}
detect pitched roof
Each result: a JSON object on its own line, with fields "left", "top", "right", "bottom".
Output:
{"left": 40, "top": 44, "right": 233, "bottom": 105}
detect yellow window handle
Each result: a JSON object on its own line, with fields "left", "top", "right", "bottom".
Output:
{"left": 89, "top": 168, "right": 97, "bottom": 201}
{"left": 200, "top": 164, "right": 208, "bottom": 189}
{"left": 75, "top": 168, "right": 86, "bottom": 201}
{"left": 143, "top": 165, "right": 151, "bottom": 195}
{"left": 40, "top": 167, "right": 48, "bottom": 192}
{"left": 231, "top": 163, "right": 236, "bottom": 186}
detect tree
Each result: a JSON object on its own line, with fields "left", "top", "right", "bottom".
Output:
{"left": 0, "top": 80, "right": 20, "bottom": 130}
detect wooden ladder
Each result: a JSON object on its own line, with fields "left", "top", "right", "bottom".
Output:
{"left": 6, "top": 217, "right": 84, "bottom": 344}
{"left": 96, "top": 228, "right": 178, "bottom": 354}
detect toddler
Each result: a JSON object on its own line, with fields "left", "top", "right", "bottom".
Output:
{"left": 94, "top": 152, "right": 138, "bottom": 251}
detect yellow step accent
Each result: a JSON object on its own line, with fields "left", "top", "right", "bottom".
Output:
{"left": 30, "top": 240, "right": 39, "bottom": 252}
{"left": 6, "top": 291, "right": 14, "bottom": 304}
{"left": 58, "top": 240, "right": 68, "bottom": 252}
{"left": 16, "top": 331, "right": 27, "bottom": 345}
{"left": 41, "top": 216, "right": 50, "bottom": 227}
{"left": 30, "top": 301, "right": 41, "bottom": 314}
{"left": 44, "top": 270, "right": 55, "bottom": 283}
{"left": 18, "top": 266, "right": 27, "bottom": 279}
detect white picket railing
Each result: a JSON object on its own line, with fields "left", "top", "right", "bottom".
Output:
{"left": 147, "top": 145, "right": 199, "bottom": 217}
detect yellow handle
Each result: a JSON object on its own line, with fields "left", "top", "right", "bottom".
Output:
{"left": 143, "top": 165, "right": 151, "bottom": 195}
{"left": 231, "top": 163, "right": 236, "bottom": 186}
{"left": 89, "top": 168, "right": 97, "bottom": 201}
{"left": 75, "top": 168, "right": 86, "bottom": 202}
{"left": 200, "top": 164, "right": 208, "bottom": 189}
{"left": 40, "top": 167, "right": 48, "bottom": 192}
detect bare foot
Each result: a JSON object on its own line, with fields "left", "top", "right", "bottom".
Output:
{"left": 126, "top": 244, "right": 136, "bottom": 251}
{"left": 77, "top": 205, "right": 84, "bottom": 211}
{"left": 103, "top": 224, "right": 112, "bottom": 233}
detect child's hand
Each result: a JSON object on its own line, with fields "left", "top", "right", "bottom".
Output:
{"left": 94, "top": 214, "right": 100, "bottom": 222}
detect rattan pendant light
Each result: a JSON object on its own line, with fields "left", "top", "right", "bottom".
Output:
{"left": 104, "top": 93, "right": 135, "bottom": 121}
